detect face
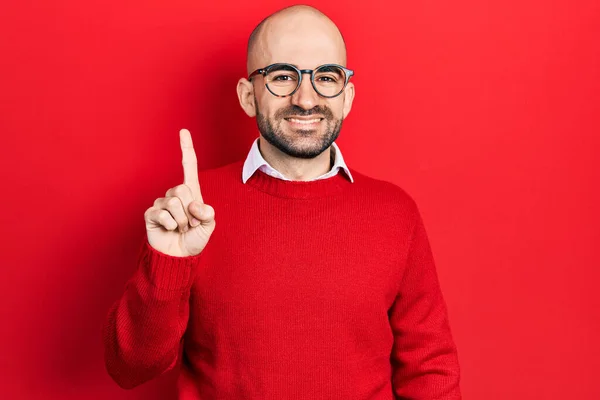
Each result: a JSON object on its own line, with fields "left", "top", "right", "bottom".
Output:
{"left": 238, "top": 13, "right": 355, "bottom": 159}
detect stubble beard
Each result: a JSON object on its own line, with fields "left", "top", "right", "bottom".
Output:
{"left": 255, "top": 103, "right": 343, "bottom": 159}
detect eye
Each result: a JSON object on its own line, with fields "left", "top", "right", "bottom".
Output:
{"left": 273, "top": 74, "right": 294, "bottom": 81}
{"left": 315, "top": 66, "right": 344, "bottom": 84}
{"left": 316, "top": 75, "right": 339, "bottom": 83}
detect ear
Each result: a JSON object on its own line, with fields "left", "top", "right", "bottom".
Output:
{"left": 237, "top": 78, "right": 256, "bottom": 117}
{"left": 342, "top": 81, "right": 355, "bottom": 119}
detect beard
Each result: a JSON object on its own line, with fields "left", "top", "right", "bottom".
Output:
{"left": 255, "top": 102, "right": 343, "bottom": 159}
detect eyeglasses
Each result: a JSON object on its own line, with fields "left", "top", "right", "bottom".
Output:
{"left": 248, "top": 63, "right": 354, "bottom": 98}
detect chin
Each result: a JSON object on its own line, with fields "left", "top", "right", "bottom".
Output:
{"left": 289, "top": 127, "right": 320, "bottom": 136}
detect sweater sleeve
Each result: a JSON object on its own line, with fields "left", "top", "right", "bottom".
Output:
{"left": 102, "top": 239, "right": 201, "bottom": 389}
{"left": 389, "top": 210, "right": 462, "bottom": 399}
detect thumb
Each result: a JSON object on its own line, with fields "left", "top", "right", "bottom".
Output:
{"left": 188, "top": 201, "right": 214, "bottom": 227}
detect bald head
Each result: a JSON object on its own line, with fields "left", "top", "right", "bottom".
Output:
{"left": 246, "top": 5, "right": 347, "bottom": 74}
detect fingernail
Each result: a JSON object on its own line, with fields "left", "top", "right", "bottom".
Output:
{"left": 191, "top": 218, "right": 200, "bottom": 227}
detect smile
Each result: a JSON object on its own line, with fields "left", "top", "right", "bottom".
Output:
{"left": 284, "top": 118, "right": 324, "bottom": 125}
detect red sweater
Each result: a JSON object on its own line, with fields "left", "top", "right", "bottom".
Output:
{"left": 103, "top": 160, "right": 461, "bottom": 399}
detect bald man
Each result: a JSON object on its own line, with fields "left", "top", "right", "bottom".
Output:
{"left": 103, "top": 5, "right": 461, "bottom": 399}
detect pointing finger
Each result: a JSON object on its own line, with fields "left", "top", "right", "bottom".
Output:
{"left": 179, "top": 129, "right": 202, "bottom": 201}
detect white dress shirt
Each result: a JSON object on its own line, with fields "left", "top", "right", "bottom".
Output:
{"left": 242, "top": 137, "right": 354, "bottom": 184}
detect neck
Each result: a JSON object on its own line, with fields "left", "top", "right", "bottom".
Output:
{"left": 258, "top": 136, "right": 333, "bottom": 181}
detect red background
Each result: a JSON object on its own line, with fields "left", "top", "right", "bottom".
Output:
{"left": 1, "top": 0, "right": 599, "bottom": 398}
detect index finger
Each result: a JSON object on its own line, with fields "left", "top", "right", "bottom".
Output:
{"left": 179, "top": 129, "right": 202, "bottom": 200}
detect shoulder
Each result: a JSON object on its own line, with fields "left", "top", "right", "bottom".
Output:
{"left": 195, "top": 160, "right": 244, "bottom": 198}
{"left": 348, "top": 167, "right": 420, "bottom": 215}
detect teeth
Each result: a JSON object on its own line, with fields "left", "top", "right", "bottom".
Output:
{"left": 288, "top": 118, "right": 321, "bottom": 124}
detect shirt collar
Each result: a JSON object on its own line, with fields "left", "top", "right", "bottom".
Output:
{"left": 242, "top": 137, "right": 354, "bottom": 184}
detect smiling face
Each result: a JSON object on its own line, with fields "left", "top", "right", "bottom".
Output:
{"left": 238, "top": 6, "right": 355, "bottom": 159}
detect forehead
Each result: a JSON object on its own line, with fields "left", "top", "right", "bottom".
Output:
{"left": 256, "top": 18, "right": 346, "bottom": 69}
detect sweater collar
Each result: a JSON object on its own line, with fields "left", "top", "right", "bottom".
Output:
{"left": 244, "top": 165, "right": 352, "bottom": 199}
{"left": 242, "top": 137, "right": 354, "bottom": 184}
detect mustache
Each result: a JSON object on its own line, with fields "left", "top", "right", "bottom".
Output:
{"left": 275, "top": 105, "right": 334, "bottom": 119}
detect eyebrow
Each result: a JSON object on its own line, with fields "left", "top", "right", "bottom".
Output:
{"left": 283, "top": 64, "right": 337, "bottom": 69}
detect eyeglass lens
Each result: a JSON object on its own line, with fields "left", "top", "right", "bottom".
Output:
{"left": 265, "top": 65, "right": 347, "bottom": 97}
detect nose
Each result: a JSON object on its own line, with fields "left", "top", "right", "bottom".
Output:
{"left": 290, "top": 73, "right": 319, "bottom": 110}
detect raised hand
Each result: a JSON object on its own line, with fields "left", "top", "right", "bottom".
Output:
{"left": 143, "top": 129, "right": 216, "bottom": 257}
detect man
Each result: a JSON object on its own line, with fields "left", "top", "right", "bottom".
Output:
{"left": 103, "top": 5, "right": 461, "bottom": 399}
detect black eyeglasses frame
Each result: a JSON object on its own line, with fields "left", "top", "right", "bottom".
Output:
{"left": 248, "top": 63, "right": 355, "bottom": 98}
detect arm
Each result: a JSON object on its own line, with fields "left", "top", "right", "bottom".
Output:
{"left": 389, "top": 211, "right": 461, "bottom": 399}
{"left": 102, "top": 239, "right": 200, "bottom": 389}
{"left": 102, "top": 129, "right": 215, "bottom": 389}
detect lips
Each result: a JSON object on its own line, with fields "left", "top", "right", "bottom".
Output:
{"left": 285, "top": 117, "right": 323, "bottom": 124}
{"left": 284, "top": 116, "right": 325, "bottom": 131}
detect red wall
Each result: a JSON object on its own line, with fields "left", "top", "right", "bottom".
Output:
{"left": 1, "top": 1, "right": 598, "bottom": 398}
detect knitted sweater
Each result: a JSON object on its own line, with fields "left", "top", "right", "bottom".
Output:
{"left": 102, "top": 160, "right": 461, "bottom": 399}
